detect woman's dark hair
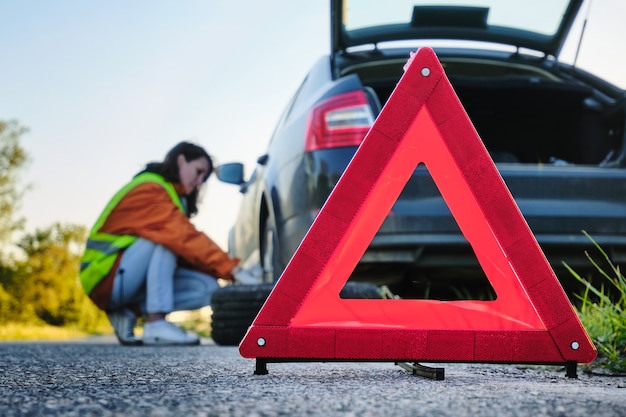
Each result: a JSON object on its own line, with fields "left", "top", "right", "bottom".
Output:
{"left": 138, "top": 141, "right": 213, "bottom": 217}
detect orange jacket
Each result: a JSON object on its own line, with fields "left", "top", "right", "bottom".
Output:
{"left": 88, "top": 181, "right": 238, "bottom": 310}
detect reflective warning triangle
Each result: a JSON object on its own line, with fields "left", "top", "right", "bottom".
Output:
{"left": 239, "top": 47, "right": 596, "bottom": 365}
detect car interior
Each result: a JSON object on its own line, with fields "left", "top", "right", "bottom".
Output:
{"left": 352, "top": 56, "right": 625, "bottom": 167}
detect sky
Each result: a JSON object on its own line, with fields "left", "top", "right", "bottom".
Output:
{"left": 1, "top": 0, "right": 625, "bottom": 250}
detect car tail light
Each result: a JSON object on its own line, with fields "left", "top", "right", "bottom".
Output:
{"left": 305, "top": 90, "right": 374, "bottom": 152}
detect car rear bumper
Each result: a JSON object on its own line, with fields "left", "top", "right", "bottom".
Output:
{"left": 367, "top": 164, "right": 626, "bottom": 267}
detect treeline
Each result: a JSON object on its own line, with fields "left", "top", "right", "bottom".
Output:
{"left": 0, "top": 120, "right": 108, "bottom": 333}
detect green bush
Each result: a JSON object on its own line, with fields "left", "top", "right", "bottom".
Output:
{"left": 564, "top": 231, "right": 626, "bottom": 373}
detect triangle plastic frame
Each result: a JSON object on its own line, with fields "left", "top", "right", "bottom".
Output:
{"left": 239, "top": 48, "right": 596, "bottom": 369}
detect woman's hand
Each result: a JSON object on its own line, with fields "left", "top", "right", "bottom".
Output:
{"left": 231, "top": 264, "right": 263, "bottom": 285}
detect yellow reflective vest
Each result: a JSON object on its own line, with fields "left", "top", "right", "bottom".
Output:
{"left": 79, "top": 172, "right": 184, "bottom": 295}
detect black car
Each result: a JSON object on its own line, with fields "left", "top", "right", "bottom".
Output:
{"left": 212, "top": 0, "right": 626, "bottom": 344}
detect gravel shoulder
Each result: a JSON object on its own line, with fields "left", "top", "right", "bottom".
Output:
{"left": 1, "top": 336, "right": 625, "bottom": 417}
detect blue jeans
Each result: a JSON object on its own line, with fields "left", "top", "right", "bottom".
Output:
{"left": 108, "top": 238, "right": 220, "bottom": 314}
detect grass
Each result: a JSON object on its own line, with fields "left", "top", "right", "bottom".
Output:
{"left": 1, "top": 308, "right": 214, "bottom": 343}
{"left": 564, "top": 231, "right": 626, "bottom": 374}
{"left": 0, "top": 323, "right": 100, "bottom": 341}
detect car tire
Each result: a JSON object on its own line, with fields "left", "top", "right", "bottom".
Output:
{"left": 339, "top": 281, "right": 382, "bottom": 299}
{"left": 210, "top": 282, "right": 381, "bottom": 346}
{"left": 210, "top": 283, "right": 274, "bottom": 346}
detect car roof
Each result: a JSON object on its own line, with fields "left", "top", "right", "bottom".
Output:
{"left": 331, "top": 0, "right": 584, "bottom": 58}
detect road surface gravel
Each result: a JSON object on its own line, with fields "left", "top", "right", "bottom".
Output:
{"left": 1, "top": 336, "right": 625, "bottom": 417}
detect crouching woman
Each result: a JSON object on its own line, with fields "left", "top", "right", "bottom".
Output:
{"left": 79, "top": 141, "right": 257, "bottom": 346}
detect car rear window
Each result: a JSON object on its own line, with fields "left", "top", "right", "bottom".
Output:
{"left": 343, "top": 0, "right": 571, "bottom": 37}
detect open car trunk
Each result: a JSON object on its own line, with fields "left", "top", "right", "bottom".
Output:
{"left": 455, "top": 77, "right": 625, "bottom": 166}
{"left": 362, "top": 58, "right": 626, "bottom": 168}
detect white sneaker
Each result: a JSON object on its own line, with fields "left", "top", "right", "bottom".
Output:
{"left": 107, "top": 309, "right": 142, "bottom": 346}
{"left": 143, "top": 320, "right": 200, "bottom": 346}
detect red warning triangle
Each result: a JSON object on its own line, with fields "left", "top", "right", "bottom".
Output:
{"left": 239, "top": 47, "right": 596, "bottom": 365}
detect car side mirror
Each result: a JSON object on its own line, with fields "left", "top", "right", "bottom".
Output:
{"left": 215, "top": 162, "right": 245, "bottom": 185}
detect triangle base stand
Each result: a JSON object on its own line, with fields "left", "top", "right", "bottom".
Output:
{"left": 253, "top": 358, "right": 578, "bottom": 380}
{"left": 395, "top": 362, "right": 445, "bottom": 380}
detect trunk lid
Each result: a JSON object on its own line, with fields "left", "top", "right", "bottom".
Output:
{"left": 332, "top": 0, "right": 584, "bottom": 58}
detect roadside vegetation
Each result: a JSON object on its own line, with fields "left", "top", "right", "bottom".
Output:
{"left": 0, "top": 120, "right": 110, "bottom": 340}
{"left": 564, "top": 231, "right": 626, "bottom": 374}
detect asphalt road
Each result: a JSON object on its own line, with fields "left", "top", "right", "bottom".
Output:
{"left": 1, "top": 336, "right": 625, "bottom": 417}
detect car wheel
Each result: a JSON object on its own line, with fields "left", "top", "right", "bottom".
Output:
{"left": 210, "top": 282, "right": 381, "bottom": 346}
{"left": 261, "top": 214, "right": 281, "bottom": 282}
{"left": 210, "top": 283, "right": 274, "bottom": 346}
